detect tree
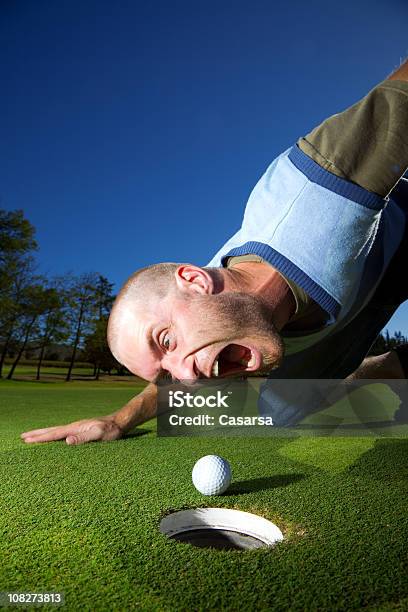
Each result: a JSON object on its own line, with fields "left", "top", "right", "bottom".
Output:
{"left": 92, "top": 275, "right": 115, "bottom": 378}
{"left": 95, "top": 275, "right": 114, "bottom": 319}
{"left": 65, "top": 274, "right": 100, "bottom": 382}
{"left": 369, "top": 329, "right": 408, "bottom": 356}
{"left": 0, "top": 209, "right": 37, "bottom": 265}
{"left": 0, "top": 210, "right": 38, "bottom": 378}
{"left": 35, "top": 282, "right": 70, "bottom": 380}
{"left": 83, "top": 317, "right": 119, "bottom": 378}
{"left": 0, "top": 260, "right": 39, "bottom": 378}
{"left": 6, "top": 283, "right": 56, "bottom": 380}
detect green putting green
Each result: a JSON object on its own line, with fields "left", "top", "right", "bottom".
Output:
{"left": 0, "top": 380, "right": 407, "bottom": 610}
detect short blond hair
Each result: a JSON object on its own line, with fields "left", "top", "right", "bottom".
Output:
{"left": 107, "top": 262, "right": 180, "bottom": 362}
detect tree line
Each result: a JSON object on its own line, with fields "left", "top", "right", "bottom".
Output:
{"left": 369, "top": 329, "right": 408, "bottom": 355}
{"left": 1, "top": 208, "right": 406, "bottom": 381}
{"left": 0, "top": 209, "right": 122, "bottom": 380}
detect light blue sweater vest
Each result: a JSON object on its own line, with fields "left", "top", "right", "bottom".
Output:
{"left": 207, "top": 145, "right": 406, "bottom": 352}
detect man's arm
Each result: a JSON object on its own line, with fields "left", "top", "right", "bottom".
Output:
{"left": 298, "top": 58, "right": 408, "bottom": 198}
{"left": 110, "top": 382, "right": 158, "bottom": 431}
{"left": 388, "top": 58, "right": 408, "bottom": 81}
{"left": 21, "top": 382, "right": 158, "bottom": 445}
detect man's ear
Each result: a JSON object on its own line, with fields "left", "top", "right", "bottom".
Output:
{"left": 174, "top": 265, "right": 214, "bottom": 295}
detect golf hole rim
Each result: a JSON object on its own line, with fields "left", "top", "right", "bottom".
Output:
{"left": 159, "top": 507, "right": 284, "bottom": 549}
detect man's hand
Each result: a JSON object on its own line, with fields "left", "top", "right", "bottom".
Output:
{"left": 21, "top": 416, "right": 123, "bottom": 445}
{"left": 20, "top": 382, "right": 158, "bottom": 445}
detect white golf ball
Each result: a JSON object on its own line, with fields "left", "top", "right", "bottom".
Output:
{"left": 192, "top": 455, "right": 232, "bottom": 495}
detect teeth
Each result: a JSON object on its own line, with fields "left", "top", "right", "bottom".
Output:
{"left": 211, "top": 352, "right": 256, "bottom": 375}
{"left": 247, "top": 354, "right": 256, "bottom": 368}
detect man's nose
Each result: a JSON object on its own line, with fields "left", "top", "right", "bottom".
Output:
{"left": 162, "top": 354, "right": 197, "bottom": 382}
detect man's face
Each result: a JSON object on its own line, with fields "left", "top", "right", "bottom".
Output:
{"left": 113, "top": 286, "right": 284, "bottom": 383}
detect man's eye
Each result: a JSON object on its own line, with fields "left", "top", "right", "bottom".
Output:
{"left": 162, "top": 333, "right": 170, "bottom": 350}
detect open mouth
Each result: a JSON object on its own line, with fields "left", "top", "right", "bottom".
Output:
{"left": 210, "top": 344, "right": 261, "bottom": 378}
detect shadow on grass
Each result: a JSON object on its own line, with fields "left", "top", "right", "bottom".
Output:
{"left": 347, "top": 438, "right": 408, "bottom": 481}
{"left": 1, "top": 377, "right": 99, "bottom": 385}
{"left": 227, "top": 473, "right": 306, "bottom": 495}
{"left": 0, "top": 378, "right": 57, "bottom": 385}
{"left": 0, "top": 376, "right": 142, "bottom": 385}
{"left": 122, "top": 430, "right": 152, "bottom": 439}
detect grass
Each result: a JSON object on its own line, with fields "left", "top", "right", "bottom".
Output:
{"left": 0, "top": 380, "right": 407, "bottom": 610}
{"left": 2, "top": 365, "right": 96, "bottom": 378}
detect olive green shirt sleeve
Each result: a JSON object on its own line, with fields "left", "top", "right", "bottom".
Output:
{"left": 298, "top": 79, "right": 408, "bottom": 198}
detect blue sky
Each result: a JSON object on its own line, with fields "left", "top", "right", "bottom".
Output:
{"left": 1, "top": 0, "right": 408, "bottom": 335}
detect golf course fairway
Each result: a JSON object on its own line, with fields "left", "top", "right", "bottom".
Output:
{"left": 1, "top": 380, "right": 407, "bottom": 610}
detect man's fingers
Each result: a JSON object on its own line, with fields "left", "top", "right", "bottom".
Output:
{"left": 22, "top": 426, "right": 74, "bottom": 444}
{"left": 21, "top": 427, "right": 61, "bottom": 438}
{"left": 66, "top": 434, "right": 87, "bottom": 445}
{"left": 66, "top": 428, "right": 102, "bottom": 445}
{"left": 20, "top": 419, "right": 119, "bottom": 445}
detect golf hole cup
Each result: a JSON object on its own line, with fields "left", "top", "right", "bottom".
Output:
{"left": 192, "top": 455, "right": 232, "bottom": 495}
{"left": 159, "top": 508, "right": 284, "bottom": 550}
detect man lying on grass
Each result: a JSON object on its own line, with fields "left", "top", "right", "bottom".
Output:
{"left": 22, "top": 60, "right": 408, "bottom": 445}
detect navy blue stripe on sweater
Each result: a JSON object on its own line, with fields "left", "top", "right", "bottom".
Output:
{"left": 222, "top": 241, "right": 341, "bottom": 318}
{"left": 289, "top": 145, "right": 385, "bottom": 210}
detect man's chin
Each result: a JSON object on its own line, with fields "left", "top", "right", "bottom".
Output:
{"left": 256, "top": 361, "right": 280, "bottom": 376}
